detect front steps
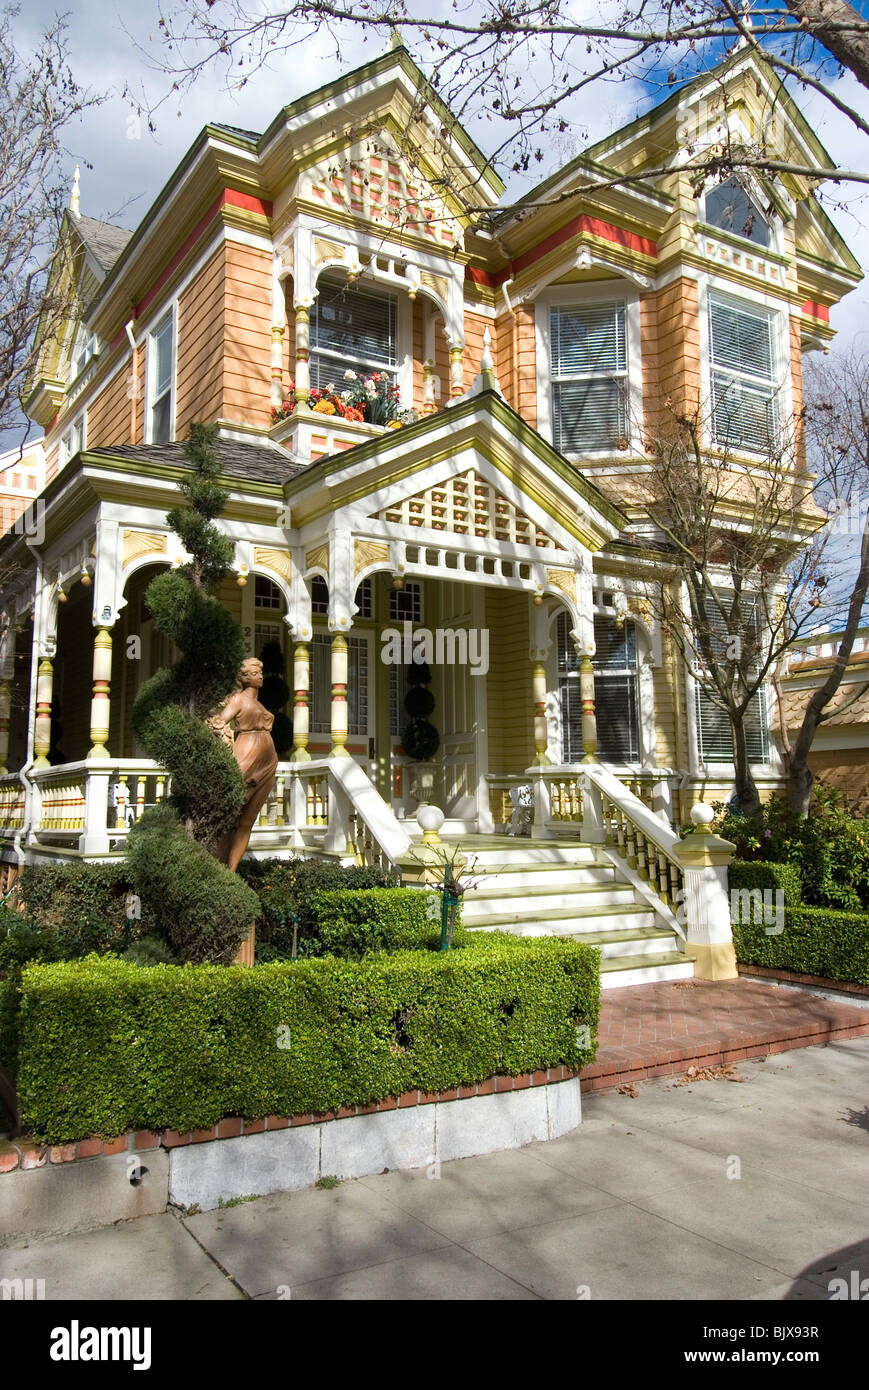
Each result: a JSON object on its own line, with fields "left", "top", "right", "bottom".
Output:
{"left": 450, "top": 837, "right": 693, "bottom": 988}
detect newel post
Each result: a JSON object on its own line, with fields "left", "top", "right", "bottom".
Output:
{"left": 673, "top": 804, "right": 738, "bottom": 981}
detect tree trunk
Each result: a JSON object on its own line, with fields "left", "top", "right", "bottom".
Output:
{"left": 787, "top": 509, "right": 869, "bottom": 815}
{"left": 732, "top": 713, "right": 762, "bottom": 817}
{"left": 785, "top": 0, "right": 869, "bottom": 93}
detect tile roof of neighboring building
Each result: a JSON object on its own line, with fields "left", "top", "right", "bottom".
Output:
{"left": 74, "top": 215, "right": 135, "bottom": 274}
{"left": 780, "top": 679, "right": 869, "bottom": 728}
{"left": 88, "top": 439, "right": 304, "bottom": 487}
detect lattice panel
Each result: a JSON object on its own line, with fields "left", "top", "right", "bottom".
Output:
{"left": 377, "top": 472, "right": 561, "bottom": 549}
{"left": 307, "top": 151, "right": 459, "bottom": 249}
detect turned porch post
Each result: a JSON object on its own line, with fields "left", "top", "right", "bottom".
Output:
{"left": 329, "top": 633, "right": 350, "bottom": 757}
{"left": 87, "top": 626, "right": 113, "bottom": 759}
{"left": 291, "top": 641, "right": 311, "bottom": 762}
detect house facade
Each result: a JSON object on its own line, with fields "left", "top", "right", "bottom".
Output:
{"left": 0, "top": 45, "right": 860, "bottom": 982}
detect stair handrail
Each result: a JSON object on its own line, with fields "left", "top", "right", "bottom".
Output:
{"left": 579, "top": 762, "right": 685, "bottom": 921}
{"left": 287, "top": 757, "right": 412, "bottom": 870}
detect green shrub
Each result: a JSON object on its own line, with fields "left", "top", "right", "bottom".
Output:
{"left": 729, "top": 860, "right": 802, "bottom": 915}
{"left": 127, "top": 803, "right": 259, "bottom": 965}
{"left": 0, "top": 909, "right": 66, "bottom": 1099}
{"left": 20, "top": 862, "right": 149, "bottom": 956}
{"left": 310, "top": 888, "right": 467, "bottom": 958}
{"left": 15, "top": 936, "right": 600, "bottom": 1143}
{"left": 716, "top": 787, "right": 869, "bottom": 909}
{"left": 733, "top": 905, "right": 869, "bottom": 985}
{"left": 238, "top": 857, "right": 396, "bottom": 954}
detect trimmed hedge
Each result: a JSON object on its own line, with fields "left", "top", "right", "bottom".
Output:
{"left": 733, "top": 906, "right": 869, "bottom": 986}
{"left": 729, "top": 860, "right": 803, "bottom": 912}
{"left": 275, "top": 887, "right": 466, "bottom": 960}
{"left": 239, "top": 857, "right": 396, "bottom": 956}
{"left": 20, "top": 863, "right": 149, "bottom": 956}
{"left": 15, "top": 935, "right": 600, "bottom": 1143}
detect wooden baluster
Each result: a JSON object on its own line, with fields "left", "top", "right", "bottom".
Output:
{"left": 115, "top": 775, "right": 128, "bottom": 829}
{"left": 136, "top": 777, "right": 146, "bottom": 819}
{"left": 625, "top": 817, "right": 637, "bottom": 869}
{"left": 571, "top": 780, "right": 581, "bottom": 821}
{"left": 275, "top": 772, "right": 285, "bottom": 827}
{"left": 635, "top": 828, "right": 648, "bottom": 880}
{"left": 658, "top": 853, "right": 670, "bottom": 903}
{"left": 155, "top": 776, "right": 166, "bottom": 804}
{"left": 669, "top": 861, "right": 681, "bottom": 911}
{"left": 615, "top": 809, "right": 626, "bottom": 858}
{"left": 306, "top": 782, "right": 315, "bottom": 825}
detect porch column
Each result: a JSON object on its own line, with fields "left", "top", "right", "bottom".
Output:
{"left": 449, "top": 343, "right": 464, "bottom": 397}
{"left": 33, "top": 656, "right": 53, "bottom": 768}
{"left": 270, "top": 324, "right": 285, "bottom": 410}
{"left": 0, "top": 624, "right": 15, "bottom": 774}
{"left": 291, "top": 641, "right": 311, "bottom": 762}
{"left": 580, "top": 652, "right": 598, "bottom": 762}
{"left": 532, "top": 659, "right": 551, "bottom": 765}
{"left": 330, "top": 633, "right": 350, "bottom": 757}
{"left": 0, "top": 681, "right": 10, "bottom": 774}
{"left": 87, "top": 627, "right": 113, "bottom": 759}
{"left": 293, "top": 301, "right": 312, "bottom": 407}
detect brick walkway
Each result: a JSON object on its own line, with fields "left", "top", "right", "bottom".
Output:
{"left": 581, "top": 977, "right": 869, "bottom": 1093}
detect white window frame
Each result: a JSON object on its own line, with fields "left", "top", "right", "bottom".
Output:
{"left": 309, "top": 273, "right": 411, "bottom": 407}
{"left": 698, "top": 278, "right": 792, "bottom": 460}
{"left": 535, "top": 282, "right": 644, "bottom": 457}
{"left": 59, "top": 414, "right": 85, "bottom": 469}
{"left": 698, "top": 174, "right": 782, "bottom": 256}
{"left": 145, "top": 308, "right": 176, "bottom": 445}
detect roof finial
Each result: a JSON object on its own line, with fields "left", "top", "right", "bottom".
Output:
{"left": 481, "top": 327, "right": 494, "bottom": 372}
{"left": 69, "top": 165, "right": 81, "bottom": 219}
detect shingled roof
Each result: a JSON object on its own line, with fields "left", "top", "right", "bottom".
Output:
{"left": 88, "top": 439, "right": 304, "bottom": 487}
{"left": 74, "top": 215, "right": 135, "bottom": 275}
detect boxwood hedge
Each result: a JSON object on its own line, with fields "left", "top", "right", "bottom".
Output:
{"left": 733, "top": 906, "right": 869, "bottom": 985}
{"left": 15, "top": 935, "right": 600, "bottom": 1144}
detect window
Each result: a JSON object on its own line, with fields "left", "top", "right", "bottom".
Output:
{"left": 355, "top": 578, "right": 373, "bottom": 619}
{"left": 708, "top": 295, "right": 778, "bottom": 453}
{"left": 309, "top": 277, "right": 397, "bottom": 390}
{"left": 311, "top": 576, "right": 329, "bottom": 615}
{"left": 694, "top": 593, "right": 770, "bottom": 763}
{"left": 149, "top": 315, "right": 174, "bottom": 444}
{"left": 558, "top": 611, "right": 640, "bottom": 763}
{"left": 389, "top": 581, "right": 422, "bottom": 624}
{"left": 550, "top": 301, "right": 628, "bottom": 454}
{"left": 310, "top": 633, "right": 369, "bottom": 735}
{"left": 704, "top": 178, "right": 770, "bottom": 248}
{"left": 60, "top": 416, "right": 84, "bottom": 468}
{"left": 71, "top": 328, "right": 99, "bottom": 381}
{"left": 255, "top": 576, "right": 282, "bottom": 610}
{"left": 390, "top": 663, "right": 410, "bottom": 737}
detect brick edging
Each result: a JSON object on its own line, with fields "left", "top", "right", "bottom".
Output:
{"left": 0, "top": 1065, "right": 578, "bottom": 1173}
{"left": 737, "top": 963, "right": 869, "bottom": 997}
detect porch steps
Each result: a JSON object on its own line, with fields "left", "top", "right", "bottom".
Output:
{"left": 445, "top": 836, "right": 693, "bottom": 988}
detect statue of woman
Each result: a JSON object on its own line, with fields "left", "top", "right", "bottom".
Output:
{"left": 209, "top": 657, "right": 279, "bottom": 872}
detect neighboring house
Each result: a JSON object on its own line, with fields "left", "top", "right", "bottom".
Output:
{"left": 775, "top": 627, "right": 869, "bottom": 812}
{"left": 0, "top": 439, "right": 45, "bottom": 542}
{"left": 0, "top": 44, "right": 859, "bottom": 984}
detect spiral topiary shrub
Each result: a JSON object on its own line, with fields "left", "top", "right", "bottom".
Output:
{"left": 127, "top": 423, "right": 260, "bottom": 963}
{"left": 402, "top": 658, "right": 440, "bottom": 761}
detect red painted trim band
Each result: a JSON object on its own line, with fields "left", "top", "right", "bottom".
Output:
{"left": 801, "top": 300, "right": 830, "bottom": 322}
{"left": 467, "top": 214, "right": 657, "bottom": 288}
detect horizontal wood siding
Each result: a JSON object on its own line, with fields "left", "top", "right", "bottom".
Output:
{"left": 515, "top": 304, "right": 537, "bottom": 427}
{"left": 87, "top": 366, "right": 131, "bottom": 448}
{"left": 222, "top": 242, "right": 272, "bottom": 429}
{"left": 790, "top": 316, "right": 806, "bottom": 470}
{"left": 176, "top": 245, "right": 225, "bottom": 437}
{"left": 462, "top": 311, "right": 488, "bottom": 392}
{"left": 485, "top": 590, "right": 532, "bottom": 772}
{"left": 494, "top": 310, "right": 515, "bottom": 410}
{"left": 646, "top": 278, "right": 700, "bottom": 428}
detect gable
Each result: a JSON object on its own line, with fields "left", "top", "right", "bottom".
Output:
{"left": 374, "top": 467, "right": 567, "bottom": 552}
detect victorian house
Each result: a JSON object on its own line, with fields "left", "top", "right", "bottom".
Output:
{"left": 0, "top": 44, "right": 860, "bottom": 984}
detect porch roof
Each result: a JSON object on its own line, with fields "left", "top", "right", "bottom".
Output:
{"left": 284, "top": 388, "right": 628, "bottom": 553}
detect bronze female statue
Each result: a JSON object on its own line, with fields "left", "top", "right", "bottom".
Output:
{"left": 209, "top": 657, "right": 279, "bottom": 872}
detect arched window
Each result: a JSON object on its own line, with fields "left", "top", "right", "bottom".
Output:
{"left": 557, "top": 611, "right": 640, "bottom": 763}
{"left": 704, "top": 178, "right": 770, "bottom": 248}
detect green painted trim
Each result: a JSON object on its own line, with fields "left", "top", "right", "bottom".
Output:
{"left": 260, "top": 48, "right": 503, "bottom": 197}
{"left": 285, "top": 391, "right": 627, "bottom": 535}
{"left": 798, "top": 201, "right": 863, "bottom": 280}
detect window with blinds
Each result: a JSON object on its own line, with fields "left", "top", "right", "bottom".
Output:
{"left": 708, "top": 296, "right": 779, "bottom": 453}
{"left": 693, "top": 592, "right": 770, "bottom": 763}
{"left": 704, "top": 178, "right": 770, "bottom": 248}
{"left": 550, "top": 302, "right": 628, "bottom": 453}
{"left": 309, "top": 277, "right": 397, "bottom": 389}
{"left": 310, "top": 634, "right": 369, "bottom": 735}
{"left": 558, "top": 611, "right": 640, "bottom": 763}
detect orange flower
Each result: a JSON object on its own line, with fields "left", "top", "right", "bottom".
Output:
{"left": 386, "top": 419, "right": 403, "bottom": 429}
{"left": 313, "top": 399, "right": 337, "bottom": 415}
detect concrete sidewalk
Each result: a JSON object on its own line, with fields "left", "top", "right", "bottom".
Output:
{"left": 3, "top": 1037, "right": 868, "bottom": 1300}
